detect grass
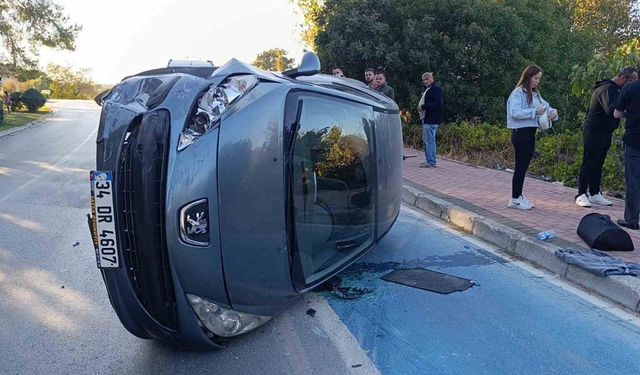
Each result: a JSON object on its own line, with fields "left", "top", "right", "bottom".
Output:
{"left": 0, "top": 106, "right": 51, "bottom": 132}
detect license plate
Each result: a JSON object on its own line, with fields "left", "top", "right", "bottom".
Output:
{"left": 90, "top": 171, "right": 119, "bottom": 268}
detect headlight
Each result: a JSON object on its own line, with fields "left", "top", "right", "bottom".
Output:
{"left": 187, "top": 294, "right": 271, "bottom": 337}
{"left": 178, "top": 74, "right": 258, "bottom": 151}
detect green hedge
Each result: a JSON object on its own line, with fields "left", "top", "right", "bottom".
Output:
{"left": 20, "top": 88, "right": 47, "bottom": 112}
{"left": 404, "top": 121, "right": 626, "bottom": 193}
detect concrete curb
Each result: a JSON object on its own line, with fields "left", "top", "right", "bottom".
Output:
{"left": 0, "top": 111, "right": 54, "bottom": 139}
{"left": 402, "top": 183, "right": 640, "bottom": 313}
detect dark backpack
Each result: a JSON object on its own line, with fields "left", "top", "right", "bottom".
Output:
{"left": 577, "top": 213, "right": 634, "bottom": 252}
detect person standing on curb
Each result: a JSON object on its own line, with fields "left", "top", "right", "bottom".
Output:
{"left": 614, "top": 77, "right": 640, "bottom": 230}
{"left": 417, "top": 72, "right": 443, "bottom": 168}
{"left": 506, "top": 64, "right": 558, "bottom": 210}
{"left": 575, "top": 67, "right": 638, "bottom": 208}
{"left": 374, "top": 71, "right": 395, "bottom": 100}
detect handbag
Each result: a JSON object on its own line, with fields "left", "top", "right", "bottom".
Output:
{"left": 577, "top": 213, "right": 634, "bottom": 252}
{"left": 537, "top": 111, "right": 551, "bottom": 130}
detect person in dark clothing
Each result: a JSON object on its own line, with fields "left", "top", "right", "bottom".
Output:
{"left": 2, "top": 89, "right": 10, "bottom": 113}
{"left": 417, "top": 72, "right": 444, "bottom": 168}
{"left": 614, "top": 78, "right": 640, "bottom": 230}
{"left": 576, "top": 67, "right": 638, "bottom": 208}
{"left": 374, "top": 71, "right": 394, "bottom": 100}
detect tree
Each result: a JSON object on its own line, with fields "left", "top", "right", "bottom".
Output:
{"left": 570, "top": 0, "right": 640, "bottom": 53}
{"left": 46, "top": 64, "right": 98, "bottom": 99}
{"left": 253, "top": 48, "right": 295, "bottom": 71}
{"left": 299, "top": 0, "right": 593, "bottom": 125}
{"left": 570, "top": 38, "right": 640, "bottom": 106}
{"left": 291, "top": 0, "right": 325, "bottom": 50}
{"left": 0, "top": 0, "right": 81, "bottom": 68}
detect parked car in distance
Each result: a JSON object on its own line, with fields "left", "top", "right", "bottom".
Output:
{"left": 89, "top": 52, "right": 403, "bottom": 349}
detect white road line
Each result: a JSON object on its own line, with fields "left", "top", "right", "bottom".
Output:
{"left": 401, "top": 204, "right": 640, "bottom": 328}
{"left": 304, "top": 294, "right": 381, "bottom": 375}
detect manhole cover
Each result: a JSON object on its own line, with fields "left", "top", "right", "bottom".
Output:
{"left": 381, "top": 268, "right": 475, "bottom": 294}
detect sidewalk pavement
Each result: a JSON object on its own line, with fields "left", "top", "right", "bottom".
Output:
{"left": 402, "top": 147, "right": 640, "bottom": 313}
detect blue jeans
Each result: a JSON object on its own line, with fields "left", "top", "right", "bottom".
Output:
{"left": 624, "top": 145, "right": 640, "bottom": 225}
{"left": 423, "top": 124, "right": 439, "bottom": 166}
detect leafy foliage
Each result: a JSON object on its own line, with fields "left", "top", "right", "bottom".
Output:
{"left": 253, "top": 48, "right": 295, "bottom": 71}
{"left": 299, "top": 0, "right": 593, "bottom": 126}
{"left": 0, "top": 0, "right": 81, "bottom": 68}
{"left": 570, "top": 38, "right": 640, "bottom": 107}
{"left": 409, "top": 121, "right": 626, "bottom": 192}
{"left": 46, "top": 64, "right": 98, "bottom": 99}
{"left": 570, "top": 0, "right": 640, "bottom": 53}
{"left": 20, "top": 88, "right": 46, "bottom": 112}
{"left": 290, "top": 0, "right": 325, "bottom": 49}
{"left": 9, "top": 91, "right": 21, "bottom": 111}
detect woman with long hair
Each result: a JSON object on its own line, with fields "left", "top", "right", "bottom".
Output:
{"left": 506, "top": 64, "right": 558, "bottom": 210}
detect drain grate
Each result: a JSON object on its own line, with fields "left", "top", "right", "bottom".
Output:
{"left": 381, "top": 268, "right": 475, "bottom": 294}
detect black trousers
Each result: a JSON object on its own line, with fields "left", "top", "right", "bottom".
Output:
{"left": 511, "top": 127, "right": 537, "bottom": 199}
{"left": 577, "top": 127, "right": 613, "bottom": 196}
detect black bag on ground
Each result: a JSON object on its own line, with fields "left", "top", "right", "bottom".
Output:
{"left": 577, "top": 213, "right": 634, "bottom": 252}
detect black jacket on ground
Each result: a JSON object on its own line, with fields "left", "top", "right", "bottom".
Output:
{"left": 421, "top": 84, "right": 444, "bottom": 124}
{"left": 584, "top": 79, "right": 621, "bottom": 133}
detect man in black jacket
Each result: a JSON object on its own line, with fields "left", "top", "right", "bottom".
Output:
{"left": 575, "top": 67, "right": 638, "bottom": 208}
{"left": 417, "top": 72, "right": 444, "bottom": 168}
{"left": 374, "top": 71, "right": 395, "bottom": 100}
{"left": 615, "top": 76, "right": 640, "bottom": 230}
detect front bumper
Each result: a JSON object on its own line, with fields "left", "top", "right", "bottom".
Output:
{"left": 94, "top": 75, "right": 230, "bottom": 349}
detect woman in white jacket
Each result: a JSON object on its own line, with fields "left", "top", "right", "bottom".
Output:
{"left": 506, "top": 64, "right": 558, "bottom": 210}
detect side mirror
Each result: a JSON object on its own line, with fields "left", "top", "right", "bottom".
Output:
{"left": 94, "top": 89, "right": 111, "bottom": 107}
{"left": 283, "top": 52, "right": 321, "bottom": 78}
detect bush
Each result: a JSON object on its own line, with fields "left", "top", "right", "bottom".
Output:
{"left": 9, "top": 92, "right": 21, "bottom": 111}
{"left": 529, "top": 131, "right": 582, "bottom": 186}
{"left": 20, "top": 89, "right": 46, "bottom": 112}
{"left": 406, "top": 121, "right": 626, "bottom": 193}
{"left": 437, "top": 121, "right": 513, "bottom": 169}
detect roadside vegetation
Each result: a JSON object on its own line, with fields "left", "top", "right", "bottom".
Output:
{"left": 294, "top": 0, "right": 640, "bottom": 193}
{"left": 0, "top": 106, "right": 51, "bottom": 132}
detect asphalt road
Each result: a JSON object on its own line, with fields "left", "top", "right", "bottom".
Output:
{"left": 1, "top": 100, "right": 640, "bottom": 375}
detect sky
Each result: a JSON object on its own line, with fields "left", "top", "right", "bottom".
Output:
{"left": 39, "top": 0, "right": 307, "bottom": 84}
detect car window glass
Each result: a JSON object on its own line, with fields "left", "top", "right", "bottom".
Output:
{"left": 291, "top": 95, "right": 375, "bottom": 285}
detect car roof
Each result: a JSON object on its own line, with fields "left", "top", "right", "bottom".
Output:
{"left": 123, "top": 59, "right": 398, "bottom": 111}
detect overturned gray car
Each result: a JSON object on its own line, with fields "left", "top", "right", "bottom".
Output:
{"left": 89, "top": 52, "right": 403, "bottom": 349}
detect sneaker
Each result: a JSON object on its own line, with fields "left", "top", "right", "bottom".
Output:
{"left": 575, "top": 194, "right": 592, "bottom": 208}
{"left": 617, "top": 219, "right": 639, "bottom": 230}
{"left": 589, "top": 193, "right": 612, "bottom": 206}
{"left": 520, "top": 195, "right": 535, "bottom": 208}
{"left": 419, "top": 162, "right": 431, "bottom": 168}
{"left": 508, "top": 196, "right": 533, "bottom": 210}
